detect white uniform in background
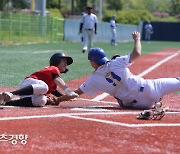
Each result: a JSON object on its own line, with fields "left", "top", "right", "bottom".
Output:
{"left": 80, "top": 54, "right": 180, "bottom": 109}
{"left": 110, "top": 17, "right": 117, "bottom": 46}
{"left": 80, "top": 13, "right": 98, "bottom": 52}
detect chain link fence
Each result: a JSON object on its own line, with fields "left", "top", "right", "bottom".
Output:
{"left": 0, "top": 13, "right": 64, "bottom": 45}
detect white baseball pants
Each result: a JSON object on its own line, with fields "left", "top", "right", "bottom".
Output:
{"left": 20, "top": 78, "right": 49, "bottom": 107}
{"left": 122, "top": 78, "right": 180, "bottom": 109}
{"left": 82, "top": 29, "right": 94, "bottom": 51}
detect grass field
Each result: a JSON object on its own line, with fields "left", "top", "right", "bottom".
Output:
{"left": 0, "top": 40, "right": 179, "bottom": 87}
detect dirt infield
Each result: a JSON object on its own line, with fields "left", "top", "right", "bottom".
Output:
{"left": 0, "top": 49, "right": 179, "bottom": 153}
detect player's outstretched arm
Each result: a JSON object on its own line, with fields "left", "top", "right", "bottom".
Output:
{"left": 55, "top": 88, "right": 84, "bottom": 104}
{"left": 54, "top": 77, "right": 79, "bottom": 97}
{"left": 129, "top": 31, "right": 141, "bottom": 63}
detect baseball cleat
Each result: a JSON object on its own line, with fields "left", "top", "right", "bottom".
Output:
{"left": 176, "top": 77, "right": 180, "bottom": 81}
{"left": 137, "top": 101, "right": 166, "bottom": 120}
{"left": 137, "top": 109, "right": 165, "bottom": 120}
{"left": 82, "top": 49, "right": 86, "bottom": 53}
{"left": 137, "top": 110, "right": 151, "bottom": 120}
{"left": 2, "top": 92, "right": 13, "bottom": 102}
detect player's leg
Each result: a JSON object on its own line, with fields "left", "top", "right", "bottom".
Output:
{"left": 88, "top": 30, "right": 93, "bottom": 52}
{"left": 5, "top": 97, "right": 34, "bottom": 107}
{"left": 152, "top": 78, "right": 180, "bottom": 98}
{"left": 112, "top": 29, "right": 117, "bottom": 46}
{"left": 81, "top": 33, "right": 84, "bottom": 45}
{"left": 82, "top": 30, "right": 88, "bottom": 53}
{"left": 145, "top": 31, "right": 148, "bottom": 41}
{"left": 111, "top": 28, "right": 114, "bottom": 45}
{"left": 31, "top": 94, "right": 47, "bottom": 107}
{"left": 5, "top": 94, "right": 47, "bottom": 107}
{"left": 1, "top": 78, "right": 48, "bottom": 102}
{"left": 160, "top": 78, "right": 180, "bottom": 95}
{"left": 1, "top": 86, "right": 32, "bottom": 103}
{"left": 114, "top": 29, "right": 117, "bottom": 45}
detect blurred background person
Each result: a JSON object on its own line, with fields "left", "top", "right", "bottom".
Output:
{"left": 110, "top": 15, "right": 117, "bottom": 46}
{"left": 79, "top": 6, "right": 98, "bottom": 53}
{"left": 144, "top": 21, "right": 153, "bottom": 44}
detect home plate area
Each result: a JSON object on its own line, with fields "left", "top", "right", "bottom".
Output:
{"left": 0, "top": 96, "right": 180, "bottom": 153}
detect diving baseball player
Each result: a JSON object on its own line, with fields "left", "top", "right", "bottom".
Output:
{"left": 0, "top": 52, "right": 78, "bottom": 107}
{"left": 79, "top": 6, "right": 98, "bottom": 53}
{"left": 55, "top": 31, "right": 180, "bottom": 110}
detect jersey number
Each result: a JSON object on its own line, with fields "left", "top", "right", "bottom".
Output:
{"left": 105, "top": 72, "right": 121, "bottom": 86}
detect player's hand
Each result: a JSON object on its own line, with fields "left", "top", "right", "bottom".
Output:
{"left": 132, "top": 31, "right": 140, "bottom": 41}
{"left": 55, "top": 95, "right": 78, "bottom": 103}
{"left": 65, "top": 88, "right": 79, "bottom": 97}
{"left": 46, "top": 96, "right": 59, "bottom": 105}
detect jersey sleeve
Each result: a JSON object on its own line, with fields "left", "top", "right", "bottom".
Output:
{"left": 80, "top": 77, "right": 99, "bottom": 96}
{"left": 50, "top": 66, "right": 60, "bottom": 77}
{"left": 94, "top": 15, "right": 98, "bottom": 23}
{"left": 115, "top": 54, "right": 133, "bottom": 68}
{"left": 80, "top": 14, "right": 85, "bottom": 23}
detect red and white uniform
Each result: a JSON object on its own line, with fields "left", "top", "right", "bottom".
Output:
{"left": 80, "top": 54, "right": 180, "bottom": 109}
{"left": 26, "top": 66, "right": 60, "bottom": 94}
{"left": 20, "top": 66, "right": 60, "bottom": 106}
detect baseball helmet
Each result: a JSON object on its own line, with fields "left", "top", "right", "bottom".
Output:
{"left": 50, "top": 52, "right": 73, "bottom": 66}
{"left": 88, "top": 48, "right": 109, "bottom": 65}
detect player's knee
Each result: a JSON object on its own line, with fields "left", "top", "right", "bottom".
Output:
{"left": 32, "top": 83, "right": 49, "bottom": 94}
{"left": 32, "top": 95, "right": 47, "bottom": 107}
{"left": 42, "top": 83, "right": 49, "bottom": 93}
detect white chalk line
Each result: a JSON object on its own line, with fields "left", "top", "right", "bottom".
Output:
{"left": 66, "top": 115, "right": 180, "bottom": 127}
{"left": 0, "top": 110, "right": 180, "bottom": 127}
{"left": 77, "top": 98, "right": 117, "bottom": 104}
{"left": 137, "top": 51, "right": 179, "bottom": 77}
{"left": 71, "top": 107, "right": 111, "bottom": 112}
{"left": 92, "top": 50, "right": 180, "bottom": 101}
{"left": 91, "top": 93, "right": 109, "bottom": 101}
{"left": 0, "top": 111, "right": 139, "bottom": 121}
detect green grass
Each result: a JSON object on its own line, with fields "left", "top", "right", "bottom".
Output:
{"left": 0, "top": 40, "right": 179, "bottom": 87}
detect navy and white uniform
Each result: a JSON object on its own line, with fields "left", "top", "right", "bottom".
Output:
{"left": 80, "top": 54, "right": 180, "bottom": 109}
{"left": 80, "top": 13, "right": 98, "bottom": 51}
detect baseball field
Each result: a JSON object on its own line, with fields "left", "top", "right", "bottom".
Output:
{"left": 0, "top": 40, "right": 180, "bottom": 153}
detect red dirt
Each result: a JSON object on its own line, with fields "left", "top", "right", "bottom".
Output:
{"left": 0, "top": 48, "right": 179, "bottom": 153}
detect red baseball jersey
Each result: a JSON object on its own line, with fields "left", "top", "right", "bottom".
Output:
{"left": 26, "top": 66, "right": 60, "bottom": 94}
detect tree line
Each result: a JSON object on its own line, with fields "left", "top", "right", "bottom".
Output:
{"left": 0, "top": 0, "right": 179, "bottom": 24}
